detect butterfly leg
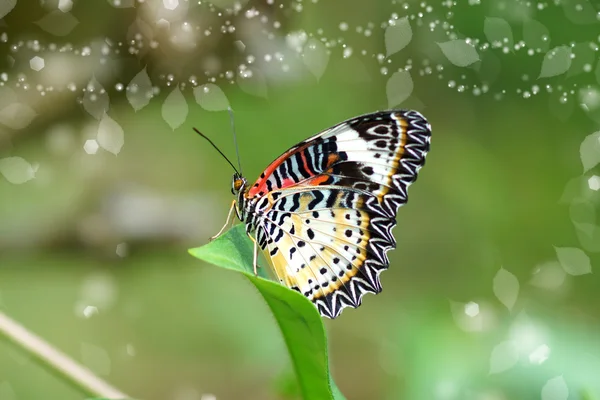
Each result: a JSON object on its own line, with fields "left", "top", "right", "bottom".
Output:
{"left": 210, "top": 200, "right": 236, "bottom": 241}
{"left": 248, "top": 234, "right": 259, "bottom": 276}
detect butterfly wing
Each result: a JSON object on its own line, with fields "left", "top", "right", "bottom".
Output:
{"left": 247, "top": 109, "right": 430, "bottom": 212}
{"left": 254, "top": 187, "right": 398, "bottom": 318}
{"left": 247, "top": 109, "right": 431, "bottom": 318}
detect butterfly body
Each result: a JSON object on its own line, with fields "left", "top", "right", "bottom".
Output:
{"left": 222, "top": 109, "right": 431, "bottom": 319}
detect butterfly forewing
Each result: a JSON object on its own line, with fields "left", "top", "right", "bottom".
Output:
{"left": 243, "top": 110, "right": 431, "bottom": 318}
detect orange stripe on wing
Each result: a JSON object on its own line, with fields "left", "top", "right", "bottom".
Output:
{"left": 247, "top": 142, "right": 313, "bottom": 197}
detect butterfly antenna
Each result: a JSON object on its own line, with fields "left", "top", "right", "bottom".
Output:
{"left": 228, "top": 107, "right": 243, "bottom": 176}
{"left": 193, "top": 127, "right": 240, "bottom": 174}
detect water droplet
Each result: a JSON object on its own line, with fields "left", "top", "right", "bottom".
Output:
{"left": 464, "top": 301, "right": 479, "bottom": 317}
{"left": 83, "top": 139, "right": 99, "bottom": 155}
{"left": 588, "top": 176, "right": 600, "bottom": 191}
{"left": 529, "top": 344, "right": 550, "bottom": 365}
{"left": 29, "top": 56, "right": 44, "bottom": 71}
{"left": 83, "top": 305, "right": 98, "bottom": 318}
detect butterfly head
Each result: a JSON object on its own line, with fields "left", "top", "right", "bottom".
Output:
{"left": 231, "top": 173, "right": 248, "bottom": 221}
{"left": 231, "top": 173, "right": 247, "bottom": 196}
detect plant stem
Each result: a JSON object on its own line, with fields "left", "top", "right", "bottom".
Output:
{"left": 0, "top": 310, "right": 130, "bottom": 399}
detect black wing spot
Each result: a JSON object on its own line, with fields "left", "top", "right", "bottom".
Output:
{"left": 310, "top": 255, "right": 316, "bottom": 261}
{"left": 375, "top": 140, "right": 387, "bottom": 148}
{"left": 298, "top": 241, "right": 306, "bottom": 247}
{"left": 274, "top": 229, "right": 284, "bottom": 243}
{"left": 374, "top": 125, "right": 390, "bottom": 134}
{"left": 333, "top": 257, "right": 340, "bottom": 264}
{"left": 345, "top": 229, "right": 352, "bottom": 237}
{"left": 345, "top": 214, "right": 351, "bottom": 220}
{"left": 362, "top": 166, "right": 374, "bottom": 175}
{"left": 319, "top": 267, "right": 327, "bottom": 274}
{"left": 307, "top": 229, "right": 315, "bottom": 239}
{"left": 308, "top": 190, "right": 325, "bottom": 210}
{"left": 312, "top": 211, "right": 320, "bottom": 218}
{"left": 338, "top": 271, "right": 345, "bottom": 277}
{"left": 325, "top": 191, "right": 337, "bottom": 208}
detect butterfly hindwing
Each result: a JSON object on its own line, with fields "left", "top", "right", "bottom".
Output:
{"left": 254, "top": 187, "right": 397, "bottom": 318}
{"left": 244, "top": 109, "right": 431, "bottom": 318}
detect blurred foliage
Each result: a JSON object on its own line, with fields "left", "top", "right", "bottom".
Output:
{"left": 0, "top": 0, "right": 600, "bottom": 400}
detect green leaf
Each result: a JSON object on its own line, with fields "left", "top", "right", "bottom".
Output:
{"left": 189, "top": 225, "right": 346, "bottom": 400}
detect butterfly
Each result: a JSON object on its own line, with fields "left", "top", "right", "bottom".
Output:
{"left": 198, "top": 109, "right": 431, "bottom": 319}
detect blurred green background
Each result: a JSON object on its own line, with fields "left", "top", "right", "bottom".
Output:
{"left": 1, "top": 0, "right": 600, "bottom": 399}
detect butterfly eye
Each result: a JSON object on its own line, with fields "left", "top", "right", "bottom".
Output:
{"left": 233, "top": 178, "right": 244, "bottom": 192}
